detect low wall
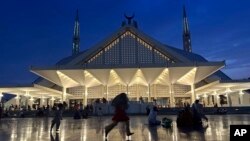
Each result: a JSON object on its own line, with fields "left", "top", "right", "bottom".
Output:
{"left": 2, "top": 105, "right": 250, "bottom": 118}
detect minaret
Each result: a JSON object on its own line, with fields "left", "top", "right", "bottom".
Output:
{"left": 183, "top": 6, "right": 192, "bottom": 52}
{"left": 72, "top": 9, "right": 80, "bottom": 55}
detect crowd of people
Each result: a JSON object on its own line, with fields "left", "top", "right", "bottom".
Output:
{"left": 177, "top": 100, "right": 208, "bottom": 127}
{"left": 73, "top": 102, "right": 93, "bottom": 119}
{"left": 145, "top": 99, "right": 209, "bottom": 129}
{"left": 0, "top": 103, "right": 62, "bottom": 118}
{"left": 0, "top": 95, "right": 213, "bottom": 140}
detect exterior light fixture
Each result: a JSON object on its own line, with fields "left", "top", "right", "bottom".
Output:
{"left": 225, "top": 88, "right": 232, "bottom": 93}
{"left": 51, "top": 97, "right": 55, "bottom": 101}
{"left": 213, "top": 91, "right": 217, "bottom": 95}
{"left": 15, "top": 95, "right": 20, "bottom": 99}
{"left": 24, "top": 91, "right": 30, "bottom": 97}
{"left": 239, "top": 90, "right": 244, "bottom": 95}
{"left": 203, "top": 94, "right": 208, "bottom": 98}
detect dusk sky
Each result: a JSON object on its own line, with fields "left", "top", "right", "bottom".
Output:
{"left": 0, "top": 0, "right": 250, "bottom": 85}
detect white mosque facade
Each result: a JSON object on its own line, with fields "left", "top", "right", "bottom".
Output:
{"left": 1, "top": 9, "right": 250, "bottom": 108}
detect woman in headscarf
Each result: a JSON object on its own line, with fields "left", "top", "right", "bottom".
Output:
{"left": 104, "top": 93, "right": 134, "bottom": 138}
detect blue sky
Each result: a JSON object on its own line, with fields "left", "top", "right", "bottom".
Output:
{"left": 0, "top": 0, "right": 250, "bottom": 85}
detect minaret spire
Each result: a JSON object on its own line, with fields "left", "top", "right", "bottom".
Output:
{"left": 72, "top": 9, "right": 80, "bottom": 55}
{"left": 183, "top": 5, "right": 192, "bottom": 52}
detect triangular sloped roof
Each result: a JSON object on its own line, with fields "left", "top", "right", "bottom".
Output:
{"left": 34, "top": 24, "right": 231, "bottom": 85}
{"left": 163, "top": 46, "right": 231, "bottom": 81}
{"left": 56, "top": 50, "right": 89, "bottom": 65}
{"left": 51, "top": 25, "right": 224, "bottom": 67}
{"left": 58, "top": 25, "right": 198, "bottom": 67}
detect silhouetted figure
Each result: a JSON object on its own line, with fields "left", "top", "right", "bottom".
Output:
{"left": 50, "top": 103, "right": 63, "bottom": 133}
{"left": 139, "top": 96, "right": 144, "bottom": 104}
{"left": 177, "top": 106, "right": 193, "bottom": 127}
{"left": 89, "top": 104, "right": 93, "bottom": 114}
{"left": 192, "top": 100, "right": 208, "bottom": 126}
{"left": 148, "top": 106, "right": 161, "bottom": 126}
{"left": 214, "top": 103, "right": 218, "bottom": 108}
{"left": 63, "top": 102, "right": 67, "bottom": 109}
{"left": 46, "top": 105, "right": 50, "bottom": 117}
{"left": 19, "top": 108, "right": 25, "bottom": 118}
{"left": 74, "top": 107, "right": 81, "bottom": 119}
{"left": 105, "top": 93, "right": 134, "bottom": 138}
{"left": 85, "top": 105, "right": 90, "bottom": 117}
{"left": 153, "top": 98, "right": 157, "bottom": 106}
{"left": 36, "top": 108, "right": 44, "bottom": 117}
{"left": 0, "top": 105, "right": 3, "bottom": 119}
{"left": 95, "top": 99, "right": 100, "bottom": 104}
{"left": 102, "top": 97, "right": 107, "bottom": 104}
{"left": 82, "top": 108, "right": 88, "bottom": 119}
{"left": 148, "top": 126, "right": 159, "bottom": 141}
{"left": 146, "top": 105, "right": 150, "bottom": 116}
{"left": 28, "top": 105, "right": 31, "bottom": 111}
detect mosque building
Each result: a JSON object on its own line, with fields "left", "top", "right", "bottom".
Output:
{"left": 1, "top": 7, "right": 250, "bottom": 108}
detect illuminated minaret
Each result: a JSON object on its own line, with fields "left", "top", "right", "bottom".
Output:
{"left": 72, "top": 10, "right": 80, "bottom": 55}
{"left": 183, "top": 6, "right": 192, "bottom": 52}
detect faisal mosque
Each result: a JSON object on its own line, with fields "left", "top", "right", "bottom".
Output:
{"left": 1, "top": 7, "right": 250, "bottom": 108}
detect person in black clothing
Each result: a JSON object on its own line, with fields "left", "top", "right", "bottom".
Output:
{"left": 192, "top": 100, "right": 208, "bottom": 126}
{"left": 146, "top": 105, "right": 150, "bottom": 116}
{"left": 50, "top": 103, "right": 63, "bottom": 133}
{"left": 0, "top": 105, "right": 3, "bottom": 119}
{"left": 74, "top": 106, "right": 81, "bottom": 119}
{"left": 177, "top": 105, "right": 193, "bottom": 127}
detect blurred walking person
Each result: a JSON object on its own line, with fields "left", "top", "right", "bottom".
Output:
{"left": 50, "top": 103, "right": 63, "bottom": 133}
{"left": 104, "top": 93, "right": 134, "bottom": 138}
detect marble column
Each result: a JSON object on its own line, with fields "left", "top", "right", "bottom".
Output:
{"left": 148, "top": 84, "right": 151, "bottom": 102}
{"left": 0, "top": 92, "right": 3, "bottom": 103}
{"left": 84, "top": 87, "right": 88, "bottom": 106}
{"left": 15, "top": 95, "right": 20, "bottom": 106}
{"left": 28, "top": 97, "right": 34, "bottom": 109}
{"left": 62, "top": 87, "right": 67, "bottom": 102}
{"left": 191, "top": 84, "right": 196, "bottom": 104}
{"left": 106, "top": 85, "right": 109, "bottom": 100}
{"left": 50, "top": 97, "right": 55, "bottom": 106}
{"left": 239, "top": 94, "right": 243, "bottom": 105}
{"left": 169, "top": 84, "right": 175, "bottom": 107}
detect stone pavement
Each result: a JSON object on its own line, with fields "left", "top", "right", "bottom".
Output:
{"left": 0, "top": 115, "right": 250, "bottom": 141}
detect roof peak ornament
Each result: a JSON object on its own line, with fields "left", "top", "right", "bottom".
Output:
{"left": 124, "top": 13, "right": 135, "bottom": 24}
{"left": 122, "top": 13, "right": 138, "bottom": 28}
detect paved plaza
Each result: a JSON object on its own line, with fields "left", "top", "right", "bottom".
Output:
{"left": 0, "top": 115, "right": 249, "bottom": 141}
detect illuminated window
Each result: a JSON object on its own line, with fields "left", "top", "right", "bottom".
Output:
{"left": 121, "top": 32, "right": 136, "bottom": 64}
